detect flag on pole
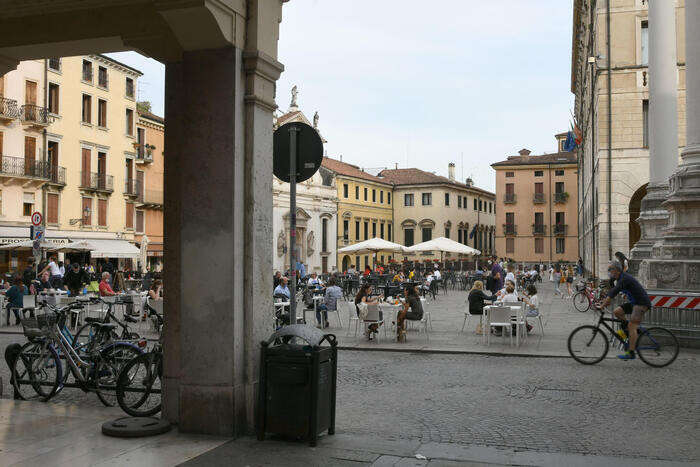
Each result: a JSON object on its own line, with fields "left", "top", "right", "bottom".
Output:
{"left": 469, "top": 224, "right": 477, "bottom": 239}
{"left": 563, "top": 130, "right": 577, "bottom": 152}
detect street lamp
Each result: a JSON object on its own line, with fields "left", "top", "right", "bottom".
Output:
{"left": 69, "top": 206, "right": 91, "bottom": 225}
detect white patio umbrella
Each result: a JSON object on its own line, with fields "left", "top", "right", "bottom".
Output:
{"left": 139, "top": 235, "right": 149, "bottom": 273}
{"left": 406, "top": 237, "right": 481, "bottom": 263}
{"left": 337, "top": 237, "right": 407, "bottom": 267}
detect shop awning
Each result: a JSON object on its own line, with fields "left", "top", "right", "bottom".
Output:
{"left": 84, "top": 239, "right": 140, "bottom": 259}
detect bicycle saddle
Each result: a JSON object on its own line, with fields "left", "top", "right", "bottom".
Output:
{"left": 84, "top": 317, "right": 105, "bottom": 324}
{"left": 124, "top": 314, "right": 139, "bottom": 323}
{"left": 94, "top": 322, "right": 117, "bottom": 330}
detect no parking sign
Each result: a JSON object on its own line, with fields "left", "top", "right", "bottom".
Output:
{"left": 31, "top": 211, "right": 42, "bottom": 226}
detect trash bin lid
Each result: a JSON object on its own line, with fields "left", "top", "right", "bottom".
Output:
{"left": 265, "top": 324, "right": 327, "bottom": 347}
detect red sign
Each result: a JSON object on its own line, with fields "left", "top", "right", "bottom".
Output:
{"left": 31, "top": 211, "right": 42, "bottom": 226}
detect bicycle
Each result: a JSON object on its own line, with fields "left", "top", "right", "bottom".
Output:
{"left": 571, "top": 281, "right": 602, "bottom": 312}
{"left": 73, "top": 296, "right": 143, "bottom": 354}
{"left": 116, "top": 301, "right": 164, "bottom": 416}
{"left": 567, "top": 303, "right": 679, "bottom": 367}
{"left": 11, "top": 302, "right": 144, "bottom": 406}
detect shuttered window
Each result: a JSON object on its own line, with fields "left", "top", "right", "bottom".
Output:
{"left": 48, "top": 83, "right": 59, "bottom": 114}
{"left": 82, "top": 94, "right": 91, "bottom": 123}
{"left": 125, "top": 109, "right": 134, "bottom": 135}
{"left": 98, "top": 199, "right": 107, "bottom": 226}
{"left": 47, "top": 193, "right": 59, "bottom": 224}
{"left": 135, "top": 210, "right": 144, "bottom": 233}
{"left": 82, "top": 197, "right": 92, "bottom": 226}
{"left": 125, "top": 202, "right": 134, "bottom": 229}
{"left": 98, "top": 99, "right": 107, "bottom": 127}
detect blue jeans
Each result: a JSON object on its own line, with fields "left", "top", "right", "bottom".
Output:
{"left": 316, "top": 304, "right": 329, "bottom": 325}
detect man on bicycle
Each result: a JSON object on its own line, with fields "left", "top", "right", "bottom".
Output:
{"left": 598, "top": 260, "right": 651, "bottom": 360}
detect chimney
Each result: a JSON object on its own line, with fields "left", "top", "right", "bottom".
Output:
{"left": 518, "top": 148, "right": 531, "bottom": 157}
{"left": 465, "top": 177, "right": 473, "bottom": 187}
{"left": 448, "top": 162, "right": 455, "bottom": 180}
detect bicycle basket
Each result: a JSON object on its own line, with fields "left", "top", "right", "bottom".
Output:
{"left": 575, "top": 282, "right": 586, "bottom": 292}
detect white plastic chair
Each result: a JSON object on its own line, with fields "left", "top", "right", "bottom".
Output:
{"left": 346, "top": 301, "right": 361, "bottom": 337}
{"left": 362, "top": 304, "right": 386, "bottom": 342}
{"left": 460, "top": 299, "right": 476, "bottom": 333}
{"left": 485, "top": 306, "right": 513, "bottom": 346}
{"left": 326, "top": 301, "right": 343, "bottom": 329}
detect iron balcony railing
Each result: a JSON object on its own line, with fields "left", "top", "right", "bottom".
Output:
{"left": 135, "top": 144, "right": 153, "bottom": 162}
{"left": 124, "top": 178, "right": 143, "bottom": 197}
{"left": 20, "top": 104, "right": 50, "bottom": 125}
{"left": 553, "top": 224, "right": 568, "bottom": 236}
{"left": 503, "top": 223, "right": 517, "bottom": 236}
{"left": 504, "top": 193, "right": 516, "bottom": 204}
{"left": 48, "top": 58, "right": 61, "bottom": 71}
{"left": 554, "top": 192, "right": 569, "bottom": 204}
{"left": 0, "top": 155, "right": 65, "bottom": 184}
{"left": 82, "top": 65, "right": 93, "bottom": 82}
{"left": 533, "top": 193, "right": 546, "bottom": 204}
{"left": 80, "top": 171, "right": 114, "bottom": 192}
{"left": 98, "top": 72, "right": 109, "bottom": 88}
{"left": 0, "top": 97, "right": 19, "bottom": 120}
{"left": 532, "top": 224, "right": 546, "bottom": 236}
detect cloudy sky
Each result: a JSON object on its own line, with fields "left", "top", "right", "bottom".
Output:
{"left": 108, "top": 0, "right": 574, "bottom": 192}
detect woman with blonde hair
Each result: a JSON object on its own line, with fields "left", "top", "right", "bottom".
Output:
{"left": 467, "top": 280, "right": 495, "bottom": 335}
{"left": 566, "top": 265, "right": 574, "bottom": 298}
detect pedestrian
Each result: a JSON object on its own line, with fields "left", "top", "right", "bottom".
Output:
{"left": 566, "top": 265, "right": 575, "bottom": 298}
{"left": 64, "top": 262, "right": 89, "bottom": 296}
{"left": 553, "top": 265, "right": 562, "bottom": 296}
{"left": 5, "top": 277, "right": 29, "bottom": 325}
{"left": 39, "top": 255, "right": 61, "bottom": 287}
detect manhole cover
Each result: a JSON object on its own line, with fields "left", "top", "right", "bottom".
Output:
{"left": 102, "top": 416, "right": 172, "bottom": 438}
{"left": 535, "top": 388, "right": 582, "bottom": 399}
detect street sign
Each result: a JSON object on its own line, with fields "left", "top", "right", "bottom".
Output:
{"left": 31, "top": 211, "right": 42, "bottom": 226}
{"left": 273, "top": 122, "right": 323, "bottom": 183}
{"left": 33, "top": 225, "right": 45, "bottom": 241}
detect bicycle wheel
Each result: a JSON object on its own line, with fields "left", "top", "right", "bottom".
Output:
{"left": 94, "top": 343, "right": 143, "bottom": 407}
{"left": 636, "top": 327, "right": 679, "bottom": 368}
{"left": 117, "top": 352, "right": 162, "bottom": 417}
{"left": 73, "top": 323, "right": 112, "bottom": 354}
{"left": 572, "top": 292, "right": 590, "bottom": 312}
{"left": 12, "top": 341, "right": 61, "bottom": 401}
{"left": 568, "top": 325, "right": 609, "bottom": 365}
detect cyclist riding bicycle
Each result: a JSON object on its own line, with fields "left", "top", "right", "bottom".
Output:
{"left": 598, "top": 260, "right": 652, "bottom": 360}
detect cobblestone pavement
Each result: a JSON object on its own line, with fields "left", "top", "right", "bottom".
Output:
{"left": 334, "top": 350, "right": 700, "bottom": 462}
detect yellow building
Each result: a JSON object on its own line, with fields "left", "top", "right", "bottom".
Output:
{"left": 0, "top": 55, "right": 144, "bottom": 271}
{"left": 322, "top": 157, "right": 394, "bottom": 271}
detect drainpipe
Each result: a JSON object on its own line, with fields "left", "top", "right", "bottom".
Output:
{"left": 548, "top": 163, "right": 552, "bottom": 267}
{"left": 606, "top": 0, "right": 613, "bottom": 267}
{"left": 42, "top": 59, "right": 48, "bottom": 254}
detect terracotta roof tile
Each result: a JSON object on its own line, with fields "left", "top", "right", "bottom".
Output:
{"left": 491, "top": 151, "right": 577, "bottom": 167}
{"left": 321, "top": 157, "right": 391, "bottom": 184}
{"left": 378, "top": 168, "right": 494, "bottom": 197}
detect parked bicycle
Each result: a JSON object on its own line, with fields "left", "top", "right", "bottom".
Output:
{"left": 11, "top": 302, "right": 144, "bottom": 405}
{"left": 567, "top": 304, "right": 679, "bottom": 367}
{"left": 116, "top": 300, "right": 164, "bottom": 416}
{"left": 73, "top": 296, "right": 143, "bottom": 354}
{"left": 571, "top": 281, "right": 604, "bottom": 312}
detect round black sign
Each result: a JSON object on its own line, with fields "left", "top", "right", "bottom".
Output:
{"left": 273, "top": 122, "right": 323, "bottom": 183}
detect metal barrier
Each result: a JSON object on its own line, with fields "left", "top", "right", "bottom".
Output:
{"left": 647, "top": 291, "right": 700, "bottom": 345}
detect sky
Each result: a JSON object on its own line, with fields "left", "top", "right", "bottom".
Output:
{"left": 107, "top": 0, "right": 574, "bottom": 193}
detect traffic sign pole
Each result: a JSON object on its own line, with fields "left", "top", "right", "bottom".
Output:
{"left": 288, "top": 125, "right": 299, "bottom": 326}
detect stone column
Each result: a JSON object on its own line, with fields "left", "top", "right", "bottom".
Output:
{"left": 642, "top": 0, "right": 700, "bottom": 291}
{"left": 630, "top": 0, "right": 678, "bottom": 278}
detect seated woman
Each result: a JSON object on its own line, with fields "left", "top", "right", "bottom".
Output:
{"left": 467, "top": 280, "right": 495, "bottom": 335}
{"left": 355, "top": 283, "right": 383, "bottom": 340}
{"left": 521, "top": 284, "right": 539, "bottom": 333}
{"left": 148, "top": 279, "right": 162, "bottom": 301}
{"left": 396, "top": 284, "right": 424, "bottom": 342}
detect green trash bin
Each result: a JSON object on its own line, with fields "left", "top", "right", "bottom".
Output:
{"left": 256, "top": 324, "right": 337, "bottom": 446}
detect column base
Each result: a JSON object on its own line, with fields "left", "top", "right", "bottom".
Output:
{"left": 629, "top": 183, "right": 670, "bottom": 275}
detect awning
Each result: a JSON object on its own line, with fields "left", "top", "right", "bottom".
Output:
{"left": 84, "top": 239, "right": 140, "bottom": 259}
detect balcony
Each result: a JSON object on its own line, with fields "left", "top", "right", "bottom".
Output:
{"left": 0, "top": 97, "right": 19, "bottom": 123}
{"left": 134, "top": 144, "right": 154, "bottom": 164}
{"left": 20, "top": 104, "right": 50, "bottom": 128}
{"left": 503, "top": 223, "right": 517, "bottom": 236}
{"left": 80, "top": 171, "right": 113, "bottom": 193}
{"left": 554, "top": 192, "right": 569, "bottom": 204}
{"left": 124, "top": 178, "right": 143, "bottom": 198}
{"left": 533, "top": 193, "right": 545, "bottom": 204}
{"left": 137, "top": 189, "right": 163, "bottom": 209}
{"left": 0, "top": 156, "right": 65, "bottom": 186}
{"left": 503, "top": 193, "right": 516, "bottom": 204}
{"left": 532, "top": 224, "right": 546, "bottom": 236}
{"left": 553, "top": 224, "right": 568, "bottom": 236}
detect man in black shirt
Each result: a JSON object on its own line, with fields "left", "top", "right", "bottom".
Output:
{"left": 599, "top": 260, "right": 652, "bottom": 360}
{"left": 64, "top": 262, "right": 90, "bottom": 296}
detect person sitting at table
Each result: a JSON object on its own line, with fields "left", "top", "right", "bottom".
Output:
{"left": 396, "top": 283, "right": 424, "bottom": 342}
{"left": 5, "top": 277, "right": 30, "bottom": 325}
{"left": 500, "top": 282, "right": 519, "bottom": 303}
{"left": 346, "top": 264, "right": 357, "bottom": 275}
{"left": 307, "top": 272, "right": 324, "bottom": 288}
{"left": 355, "top": 283, "right": 383, "bottom": 340}
{"left": 363, "top": 265, "right": 372, "bottom": 276}
{"left": 468, "top": 280, "right": 495, "bottom": 335}
{"left": 35, "top": 271, "right": 53, "bottom": 293}
{"left": 273, "top": 271, "right": 282, "bottom": 289}
{"left": 149, "top": 280, "right": 163, "bottom": 301}
{"left": 273, "top": 276, "right": 291, "bottom": 299}
{"left": 315, "top": 277, "right": 343, "bottom": 328}
{"left": 99, "top": 272, "right": 117, "bottom": 297}
{"left": 392, "top": 271, "right": 405, "bottom": 283}
{"left": 521, "top": 283, "right": 539, "bottom": 333}
{"left": 433, "top": 267, "right": 441, "bottom": 280}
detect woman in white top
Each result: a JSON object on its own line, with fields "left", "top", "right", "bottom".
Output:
{"left": 505, "top": 265, "right": 516, "bottom": 291}
{"left": 548, "top": 265, "right": 554, "bottom": 282}
{"left": 500, "top": 282, "right": 519, "bottom": 303}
